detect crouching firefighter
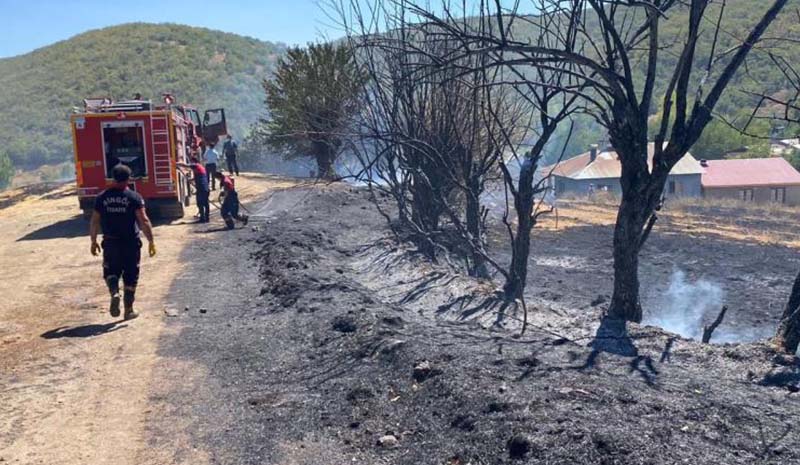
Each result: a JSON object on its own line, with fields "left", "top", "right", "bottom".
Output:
{"left": 90, "top": 164, "right": 157, "bottom": 320}
{"left": 214, "top": 171, "right": 249, "bottom": 229}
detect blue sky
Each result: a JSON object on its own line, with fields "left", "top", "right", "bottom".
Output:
{"left": 0, "top": 0, "right": 343, "bottom": 58}
{"left": 0, "top": 0, "right": 537, "bottom": 58}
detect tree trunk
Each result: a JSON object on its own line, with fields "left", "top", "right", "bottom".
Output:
{"left": 465, "top": 176, "right": 488, "bottom": 278}
{"left": 607, "top": 196, "right": 648, "bottom": 322}
{"left": 504, "top": 211, "right": 532, "bottom": 300}
{"left": 605, "top": 128, "right": 668, "bottom": 323}
{"left": 410, "top": 172, "right": 441, "bottom": 259}
{"left": 503, "top": 159, "right": 535, "bottom": 301}
{"left": 775, "top": 270, "right": 800, "bottom": 353}
{"left": 410, "top": 178, "right": 440, "bottom": 232}
{"left": 315, "top": 152, "right": 336, "bottom": 180}
{"left": 311, "top": 140, "right": 337, "bottom": 180}
{"left": 781, "top": 270, "right": 800, "bottom": 321}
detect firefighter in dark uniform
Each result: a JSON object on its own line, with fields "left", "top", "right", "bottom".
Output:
{"left": 222, "top": 135, "right": 240, "bottom": 176}
{"left": 177, "top": 156, "right": 210, "bottom": 223}
{"left": 90, "top": 164, "right": 156, "bottom": 320}
{"left": 213, "top": 171, "right": 249, "bottom": 229}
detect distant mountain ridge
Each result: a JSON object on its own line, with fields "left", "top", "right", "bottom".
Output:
{"left": 0, "top": 23, "right": 286, "bottom": 168}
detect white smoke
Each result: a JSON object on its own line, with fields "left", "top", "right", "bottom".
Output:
{"left": 645, "top": 270, "right": 725, "bottom": 340}
{"left": 646, "top": 270, "right": 776, "bottom": 343}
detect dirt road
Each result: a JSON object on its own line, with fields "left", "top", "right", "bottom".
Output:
{"left": 0, "top": 175, "right": 296, "bottom": 464}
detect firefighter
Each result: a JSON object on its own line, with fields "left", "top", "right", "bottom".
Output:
{"left": 90, "top": 164, "right": 156, "bottom": 320}
{"left": 222, "top": 135, "right": 240, "bottom": 176}
{"left": 204, "top": 143, "right": 220, "bottom": 191}
{"left": 177, "top": 156, "right": 210, "bottom": 223}
{"left": 213, "top": 171, "right": 249, "bottom": 229}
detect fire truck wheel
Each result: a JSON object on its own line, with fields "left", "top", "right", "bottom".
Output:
{"left": 146, "top": 200, "right": 185, "bottom": 220}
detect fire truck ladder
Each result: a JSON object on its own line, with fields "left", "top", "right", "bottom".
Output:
{"left": 149, "top": 109, "right": 173, "bottom": 187}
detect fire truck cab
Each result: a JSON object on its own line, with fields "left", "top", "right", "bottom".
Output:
{"left": 70, "top": 94, "right": 226, "bottom": 218}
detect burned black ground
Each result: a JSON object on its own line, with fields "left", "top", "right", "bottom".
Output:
{"left": 145, "top": 185, "right": 800, "bottom": 464}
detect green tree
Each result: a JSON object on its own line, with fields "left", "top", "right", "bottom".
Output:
{"left": 258, "top": 43, "right": 364, "bottom": 179}
{"left": 649, "top": 106, "right": 771, "bottom": 161}
{"left": 0, "top": 151, "right": 14, "bottom": 190}
{"left": 783, "top": 148, "right": 800, "bottom": 170}
{"left": 691, "top": 118, "right": 771, "bottom": 160}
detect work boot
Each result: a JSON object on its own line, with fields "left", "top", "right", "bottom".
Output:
{"left": 123, "top": 290, "right": 138, "bottom": 320}
{"left": 109, "top": 292, "right": 121, "bottom": 318}
{"left": 124, "top": 305, "right": 139, "bottom": 321}
{"left": 242, "top": 215, "right": 249, "bottom": 226}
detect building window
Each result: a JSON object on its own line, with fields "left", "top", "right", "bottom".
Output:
{"left": 668, "top": 180, "right": 676, "bottom": 194}
{"left": 771, "top": 187, "right": 786, "bottom": 203}
{"left": 740, "top": 189, "right": 754, "bottom": 202}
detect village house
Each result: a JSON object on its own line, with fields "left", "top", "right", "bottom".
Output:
{"left": 771, "top": 137, "right": 800, "bottom": 156}
{"left": 543, "top": 143, "right": 703, "bottom": 197}
{"left": 701, "top": 157, "right": 800, "bottom": 205}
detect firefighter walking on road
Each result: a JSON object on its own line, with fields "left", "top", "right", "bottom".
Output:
{"left": 214, "top": 171, "right": 249, "bottom": 229}
{"left": 90, "top": 164, "right": 156, "bottom": 320}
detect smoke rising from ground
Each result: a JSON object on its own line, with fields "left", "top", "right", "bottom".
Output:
{"left": 646, "top": 270, "right": 725, "bottom": 340}
{"left": 645, "top": 270, "right": 775, "bottom": 343}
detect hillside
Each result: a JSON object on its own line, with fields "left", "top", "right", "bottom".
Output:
{"left": 0, "top": 23, "right": 286, "bottom": 168}
{"left": 647, "top": 0, "right": 800, "bottom": 115}
{"left": 2, "top": 2, "right": 798, "bottom": 170}
{"left": 517, "top": 0, "right": 800, "bottom": 162}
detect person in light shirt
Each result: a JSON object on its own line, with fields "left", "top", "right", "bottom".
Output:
{"left": 204, "top": 144, "right": 220, "bottom": 190}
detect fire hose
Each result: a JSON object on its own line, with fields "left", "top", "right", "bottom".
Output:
{"left": 209, "top": 192, "right": 252, "bottom": 230}
{"left": 213, "top": 191, "right": 254, "bottom": 215}
{"left": 186, "top": 179, "right": 253, "bottom": 215}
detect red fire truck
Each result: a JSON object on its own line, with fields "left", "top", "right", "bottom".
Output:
{"left": 70, "top": 94, "right": 227, "bottom": 218}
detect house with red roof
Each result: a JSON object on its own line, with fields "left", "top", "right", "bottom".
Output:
{"left": 701, "top": 157, "right": 800, "bottom": 205}
{"left": 541, "top": 143, "right": 703, "bottom": 197}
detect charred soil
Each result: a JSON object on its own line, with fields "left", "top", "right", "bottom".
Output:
{"left": 148, "top": 185, "right": 800, "bottom": 464}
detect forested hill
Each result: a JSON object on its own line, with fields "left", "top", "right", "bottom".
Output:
{"left": 0, "top": 23, "right": 286, "bottom": 168}
{"left": 3, "top": 3, "right": 799, "bottom": 170}
{"left": 518, "top": 0, "right": 800, "bottom": 162}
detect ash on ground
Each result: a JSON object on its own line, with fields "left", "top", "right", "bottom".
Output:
{"left": 156, "top": 185, "right": 800, "bottom": 464}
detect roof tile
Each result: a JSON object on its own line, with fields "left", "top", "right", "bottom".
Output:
{"left": 542, "top": 143, "right": 702, "bottom": 179}
{"left": 702, "top": 157, "right": 800, "bottom": 188}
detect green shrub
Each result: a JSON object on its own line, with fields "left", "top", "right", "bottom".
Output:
{"left": 0, "top": 151, "right": 14, "bottom": 190}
